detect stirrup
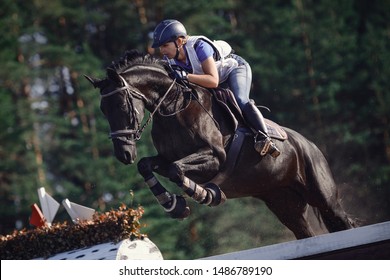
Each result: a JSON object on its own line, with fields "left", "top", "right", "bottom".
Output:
{"left": 268, "top": 142, "right": 281, "bottom": 158}
{"left": 254, "top": 137, "right": 280, "bottom": 158}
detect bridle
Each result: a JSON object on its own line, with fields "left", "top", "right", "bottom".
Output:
{"left": 100, "top": 74, "right": 176, "bottom": 143}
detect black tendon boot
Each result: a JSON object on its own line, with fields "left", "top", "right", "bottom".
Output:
{"left": 242, "top": 101, "right": 281, "bottom": 158}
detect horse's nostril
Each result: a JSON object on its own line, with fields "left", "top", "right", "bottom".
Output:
{"left": 125, "top": 151, "right": 134, "bottom": 164}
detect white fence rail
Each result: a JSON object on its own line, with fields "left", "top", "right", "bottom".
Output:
{"left": 202, "top": 221, "right": 390, "bottom": 260}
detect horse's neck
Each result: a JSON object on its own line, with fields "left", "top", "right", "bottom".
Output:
{"left": 138, "top": 74, "right": 187, "bottom": 115}
{"left": 125, "top": 66, "right": 174, "bottom": 110}
{"left": 156, "top": 84, "right": 187, "bottom": 115}
{"left": 125, "top": 65, "right": 208, "bottom": 117}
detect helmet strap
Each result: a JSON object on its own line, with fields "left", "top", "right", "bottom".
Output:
{"left": 173, "top": 41, "right": 180, "bottom": 60}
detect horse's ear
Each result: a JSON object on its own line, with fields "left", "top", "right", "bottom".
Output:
{"left": 84, "top": 75, "right": 109, "bottom": 90}
{"left": 106, "top": 67, "right": 122, "bottom": 84}
{"left": 84, "top": 75, "right": 101, "bottom": 88}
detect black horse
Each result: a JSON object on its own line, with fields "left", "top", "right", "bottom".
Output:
{"left": 86, "top": 50, "right": 355, "bottom": 239}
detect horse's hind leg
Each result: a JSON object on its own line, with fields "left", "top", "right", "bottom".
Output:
{"left": 317, "top": 201, "right": 355, "bottom": 232}
{"left": 309, "top": 186, "right": 355, "bottom": 232}
{"left": 255, "top": 188, "right": 315, "bottom": 239}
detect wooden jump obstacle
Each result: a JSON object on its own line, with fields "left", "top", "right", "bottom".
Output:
{"left": 202, "top": 221, "right": 390, "bottom": 260}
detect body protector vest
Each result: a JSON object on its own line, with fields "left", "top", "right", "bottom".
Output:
{"left": 168, "top": 36, "right": 238, "bottom": 83}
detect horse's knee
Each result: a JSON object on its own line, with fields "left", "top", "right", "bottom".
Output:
{"left": 168, "top": 163, "right": 184, "bottom": 185}
{"left": 137, "top": 157, "right": 153, "bottom": 178}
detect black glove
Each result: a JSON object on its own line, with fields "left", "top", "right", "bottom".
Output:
{"left": 169, "top": 65, "right": 189, "bottom": 84}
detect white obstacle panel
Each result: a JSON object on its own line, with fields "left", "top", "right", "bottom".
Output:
{"left": 62, "top": 198, "right": 95, "bottom": 223}
{"left": 35, "top": 238, "right": 163, "bottom": 260}
{"left": 37, "top": 187, "right": 60, "bottom": 226}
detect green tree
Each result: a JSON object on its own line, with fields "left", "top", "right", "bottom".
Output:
{"left": 0, "top": 0, "right": 49, "bottom": 233}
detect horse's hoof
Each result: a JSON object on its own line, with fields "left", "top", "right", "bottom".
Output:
{"left": 205, "top": 183, "right": 227, "bottom": 207}
{"left": 180, "top": 206, "right": 191, "bottom": 220}
{"left": 165, "top": 195, "right": 191, "bottom": 219}
{"left": 168, "top": 206, "right": 191, "bottom": 220}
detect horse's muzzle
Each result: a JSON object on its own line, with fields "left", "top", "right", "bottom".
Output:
{"left": 113, "top": 139, "right": 137, "bottom": 165}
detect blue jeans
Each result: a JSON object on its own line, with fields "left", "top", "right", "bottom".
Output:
{"left": 226, "top": 54, "right": 252, "bottom": 110}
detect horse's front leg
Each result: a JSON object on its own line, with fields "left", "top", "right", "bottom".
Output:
{"left": 137, "top": 155, "right": 190, "bottom": 219}
{"left": 168, "top": 148, "right": 227, "bottom": 207}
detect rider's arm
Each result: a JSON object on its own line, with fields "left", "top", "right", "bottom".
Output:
{"left": 187, "top": 57, "right": 219, "bottom": 88}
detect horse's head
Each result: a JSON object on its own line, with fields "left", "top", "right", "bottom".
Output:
{"left": 85, "top": 67, "right": 145, "bottom": 165}
{"left": 86, "top": 49, "right": 184, "bottom": 165}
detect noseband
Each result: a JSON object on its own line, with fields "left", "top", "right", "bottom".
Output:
{"left": 101, "top": 75, "right": 176, "bottom": 143}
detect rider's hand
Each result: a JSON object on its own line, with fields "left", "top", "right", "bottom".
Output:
{"left": 169, "top": 65, "right": 188, "bottom": 83}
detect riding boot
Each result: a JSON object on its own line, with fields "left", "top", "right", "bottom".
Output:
{"left": 242, "top": 101, "right": 281, "bottom": 158}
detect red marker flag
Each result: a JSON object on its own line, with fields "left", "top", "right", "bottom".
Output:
{"left": 29, "top": 203, "right": 47, "bottom": 227}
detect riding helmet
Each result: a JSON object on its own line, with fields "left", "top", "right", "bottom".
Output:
{"left": 152, "top": 19, "right": 187, "bottom": 48}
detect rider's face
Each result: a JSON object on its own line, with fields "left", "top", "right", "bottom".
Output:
{"left": 159, "top": 41, "right": 176, "bottom": 59}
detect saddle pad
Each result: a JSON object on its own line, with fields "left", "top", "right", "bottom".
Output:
{"left": 265, "top": 119, "right": 288, "bottom": 140}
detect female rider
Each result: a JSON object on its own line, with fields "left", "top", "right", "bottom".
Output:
{"left": 152, "top": 19, "right": 280, "bottom": 158}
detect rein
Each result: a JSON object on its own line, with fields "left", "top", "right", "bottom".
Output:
{"left": 101, "top": 75, "right": 176, "bottom": 142}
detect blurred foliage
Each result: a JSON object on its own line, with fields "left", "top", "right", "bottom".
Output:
{"left": 0, "top": 0, "right": 389, "bottom": 259}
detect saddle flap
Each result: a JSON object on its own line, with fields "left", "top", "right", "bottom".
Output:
{"left": 210, "top": 87, "right": 244, "bottom": 131}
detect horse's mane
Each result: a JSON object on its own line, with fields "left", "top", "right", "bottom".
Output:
{"left": 109, "top": 49, "right": 168, "bottom": 75}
